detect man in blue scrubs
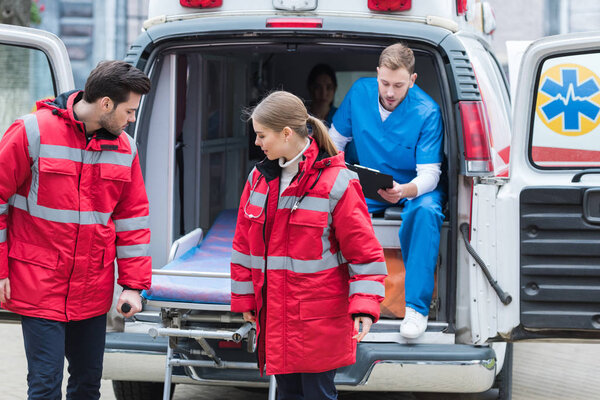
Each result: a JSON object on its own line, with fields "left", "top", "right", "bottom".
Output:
{"left": 329, "top": 43, "right": 445, "bottom": 339}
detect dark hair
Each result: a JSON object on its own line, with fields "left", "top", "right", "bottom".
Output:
{"left": 249, "top": 91, "right": 338, "bottom": 158}
{"left": 306, "top": 64, "right": 337, "bottom": 90}
{"left": 83, "top": 60, "right": 151, "bottom": 105}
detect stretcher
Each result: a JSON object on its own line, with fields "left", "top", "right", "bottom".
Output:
{"left": 141, "top": 210, "right": 276, "bottom": 400}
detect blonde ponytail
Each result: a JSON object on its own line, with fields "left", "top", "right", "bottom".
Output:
{"left": 250, "top": 91, "right": 338, "bottom": 158}
{"left": 307, "top": 115, "right": 338, "bottom": 157}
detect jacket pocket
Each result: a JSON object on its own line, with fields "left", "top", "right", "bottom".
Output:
{"left": 39, "top": 158, "right": 77, "bottom": 176}
{"left": 8, "top": 239, "right": 59, "bottom": 270}
{"left": 37, "top": 158, "right": 80, "bottom": 209}
{"left": 288, "top": 210, "right": 328, "bottom": 259}
{"left": 100, "top": 164, "right": 131, "bottom": 182}
{"left": 299, "top": 296, "right": 348, "bottom": 320}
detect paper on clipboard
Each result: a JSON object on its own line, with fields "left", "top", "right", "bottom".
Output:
{"left": 345, "top": 163, "right": 393, "bottom": 203}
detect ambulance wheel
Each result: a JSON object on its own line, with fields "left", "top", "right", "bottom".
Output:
{"left": 494, "top": 342, "right": 513, "bottom": 400}
{"left": 112, "top": 380, "right": 175, "bottom": 400}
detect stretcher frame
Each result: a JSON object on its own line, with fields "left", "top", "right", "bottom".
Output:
{"left": 144, "top": 229, "right": 278, "bottom": 400}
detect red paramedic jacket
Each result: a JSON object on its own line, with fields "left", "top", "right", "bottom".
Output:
{"left": 231, "top": 138, "right": 386, "bottom": 375}
{"left": 0, "top": 91, "right": 152, "bottom": 322}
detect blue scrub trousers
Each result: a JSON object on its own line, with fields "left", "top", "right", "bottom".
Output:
{"left": 371, "top": 189, "right": 445, "bottom": 316}
{"left": 275, "top": 369, "right": 337, "bottom": 400}
{"left": 21, "top": 314, "right": 107, "bottom": 400}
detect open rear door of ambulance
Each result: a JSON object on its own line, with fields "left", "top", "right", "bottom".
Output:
{"left": 496, "top": 31, "right": 600, "bottom": 340}
{"left": 0, "top": 24, "right": 74, "bottom": 323}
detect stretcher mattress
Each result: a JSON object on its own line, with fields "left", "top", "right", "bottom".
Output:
{"left": 142, "top": 209, "right": 237, "bottom": 305}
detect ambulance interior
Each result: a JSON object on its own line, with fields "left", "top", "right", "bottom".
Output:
{"left": 139, "top": 40, "right": 453, "bottom": 328}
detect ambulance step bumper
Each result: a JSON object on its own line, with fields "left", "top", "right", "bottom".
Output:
{"left": 104, "top": 333, "right": 496, "bottom": 393}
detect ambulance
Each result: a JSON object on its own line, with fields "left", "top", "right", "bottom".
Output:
{"left": 1, "top": 1, "right": 599, "bottom": 399}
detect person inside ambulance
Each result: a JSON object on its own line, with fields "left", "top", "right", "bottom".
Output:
{"left": 329, "top": 43, "right": 445, "bottom": 339}
{"left": 306, "top": 63, "right": 338, "bottom": 127}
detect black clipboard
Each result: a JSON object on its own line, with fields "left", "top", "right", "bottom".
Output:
{"left": 345, "top": 163, "right": 393, "bottom": 203}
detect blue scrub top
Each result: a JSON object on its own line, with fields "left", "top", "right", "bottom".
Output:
{"left": 332, "top": 77, "right": 443, "bottom": 209}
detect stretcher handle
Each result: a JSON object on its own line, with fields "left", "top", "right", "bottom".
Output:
{"left": 121, "top": 303, "right": 132, "bottom": 313}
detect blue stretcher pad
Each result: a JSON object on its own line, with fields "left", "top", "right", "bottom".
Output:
{"left": 142, "top": 209, "right": 238, "bottom": 305}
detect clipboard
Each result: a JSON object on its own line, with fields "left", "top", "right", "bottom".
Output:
{"left": 345, "top": 163, "right": 393, "bottom": 203}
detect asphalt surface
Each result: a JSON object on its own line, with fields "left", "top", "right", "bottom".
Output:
{"left": 1, "top": 323, "right": 599, "bottom": 399}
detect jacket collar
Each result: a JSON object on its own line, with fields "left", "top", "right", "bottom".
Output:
{"left": 38, "top": 91, "right": 123, "bottom": 150}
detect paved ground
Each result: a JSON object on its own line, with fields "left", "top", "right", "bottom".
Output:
{"left": 1, "top": 323, "right": 599, "bottom": 399}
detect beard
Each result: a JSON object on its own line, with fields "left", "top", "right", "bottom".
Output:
{"left": 99, "top": 111, "right": 124, "bottom": 136}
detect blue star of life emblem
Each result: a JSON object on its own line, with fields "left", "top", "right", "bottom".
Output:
{"left": 539, "top": 68, "right": 600, "bottom": 132}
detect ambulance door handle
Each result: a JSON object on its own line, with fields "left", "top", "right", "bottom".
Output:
{"left": 459, "top": 223, "right": 512, "bottom": 305}
{"left": 572, "top": 169, "right": 600, "bottom": 183}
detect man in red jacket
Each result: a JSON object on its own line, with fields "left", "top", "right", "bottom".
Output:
{"left": 0, "top": 60, "right": 152, "bottom": 400}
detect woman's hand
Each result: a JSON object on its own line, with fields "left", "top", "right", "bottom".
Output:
{"left": 353, "top": 315, "right": 373, "bottom": 343}
{"left": 242, "top": 311, "right": 256, "bottom": 323}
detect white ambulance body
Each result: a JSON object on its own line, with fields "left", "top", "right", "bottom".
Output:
{"left": 1, "top": 1, "right": 599, "bottom": 398}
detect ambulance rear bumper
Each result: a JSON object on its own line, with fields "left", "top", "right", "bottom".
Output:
{"left": 103, "top": 333, "right": 496, "bottom": 393}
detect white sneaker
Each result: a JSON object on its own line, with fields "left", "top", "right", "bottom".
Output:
{"left": 400, "top": 307, "right": 428, "bottom": 339}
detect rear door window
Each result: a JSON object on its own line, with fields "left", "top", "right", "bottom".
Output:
{"left": 0, "top": 44, "right": 55, "bottom": 136}
{"left": 530, "top": 52, "right": 600, "bottom": 169}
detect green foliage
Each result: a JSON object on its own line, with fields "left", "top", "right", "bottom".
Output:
{"left": 30, "top": 2, "right": 41, "bottom": 25}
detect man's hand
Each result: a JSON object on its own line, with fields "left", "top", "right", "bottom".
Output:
{"left": 377, "top": 181, "right": 418, "bottom": 203}
{"left": 117, "top": 289, "right": 142, "bottom": 318}
{"left": 0, "top": 278, "right": 10, "bottom": 303}
{"left": 242, "top": 311, "right": 256, "bottom": 323}
{"left": 353, "top": 315, "right": 373, "bottom": 343}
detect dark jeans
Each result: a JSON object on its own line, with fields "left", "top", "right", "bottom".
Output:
{"left": 21, "top": 314, "right": 107, "bottom": 400}
{"left": 275, "top": 369, "right": 337, "bottom": 400}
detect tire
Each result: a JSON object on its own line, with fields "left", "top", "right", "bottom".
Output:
{"left": 112, "top": 380, "right": 176, "bottom": 400}
{"left": 495, "top": 342, "right": 513, "bottom": 400}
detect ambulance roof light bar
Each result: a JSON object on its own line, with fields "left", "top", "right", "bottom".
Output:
{"left": 368, "top": 0, "right": 412, "bottom": 12}
{"left": 459, "top": 101, "right": 494, "bottom": 174}
{"left": 179, "top": 0, "right": 222, "bottom": 8}
{"left": 266, "top": 18, "right": 323, "bottom": 28}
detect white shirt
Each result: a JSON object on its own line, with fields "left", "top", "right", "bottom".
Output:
{"left": 279, "top": 138, "right": 311, "bottom": 196}
{"left": 328, "top": 99, "right": 441, "bottom": 198}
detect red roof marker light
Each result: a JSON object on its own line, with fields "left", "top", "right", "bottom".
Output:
{"left": 368, "top": 0, "right": 411, "bottom": 11}
{"left": 180, "top": 0, "right": 222, "bottom": 8}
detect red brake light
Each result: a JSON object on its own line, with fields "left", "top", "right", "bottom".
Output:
{"left": 456, "top": 0, "right": 468, "bottom": 15}
{"left": 368, "top": 0, "right": 411, "bottom": 11}
{"left": 459, "top": 101, "right": 493, "bottom": 174}
{"left": 266, "top": 18, "right": 323, "bottom": 28}
{"left": 180, "top": 0, "right": 222, "bottom": 8}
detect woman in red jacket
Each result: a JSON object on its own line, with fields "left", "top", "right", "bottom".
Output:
{"left": 230, "top": 91, "right": 387, "bottom": 400}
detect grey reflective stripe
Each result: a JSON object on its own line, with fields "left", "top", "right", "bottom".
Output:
{"left": 21, "top": 114, "right": 41, "bottom": 162}
{"left": 268, "top": 251, "right": 340, "bottom": 274}
{"left": 0, "top": 203, "right": 8, "bottom": 215}
{"left": 348, "top": 261, "right": 388, "bottom": 277}
{"left": 250, "top": 254, "right": 265, "bottom": 271}
{"left": 40, "top": 144, "right": 82, "bottom": 162}
{"left": 231, "top": 280, "right": 254, "bottom": 295}
{"left": 248, "top": 190, "right": 267, "bottom": 207}
{"left": 247, "top": 168, "right": 256, "bottom": 185}
{"left": 278, "top": 195, "right": 329, "bottom": 212}
{"left": 0, "top": 229, "right": 6, "bottom": 243}
{"left": 329, "top": 169, "right": 358, "bottom": 212}
{"left": 9, "top": 194, "right": 111, "bottom": 225}
{"left": 40, "top": 144, "right": 133, "bottom": 167}
{"left": 231, "top": 249, "right": 252, "bottom": 269}
{"left": 349, "top": 280, "right": 385, "bottom": 297}
{"left": 114, "top": 215, "right": 150, "bottom": 232}
{"left": 117, "top": 243, "right": 150, "bottom": 259}
{"left": 125, "top": 133, "right": 137, "bottom": 158}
